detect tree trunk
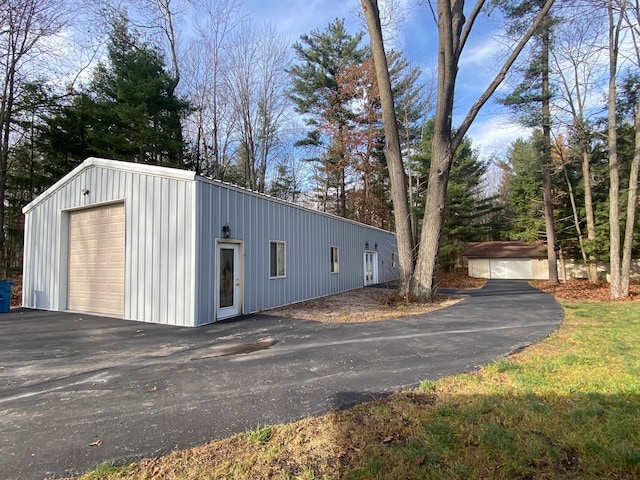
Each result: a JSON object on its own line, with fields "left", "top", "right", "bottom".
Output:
{"left": 0, "top": 62, "right": 16, "bottom": 276}
{"left": 621, "top": 95, "right": 640, "bottom": 296}
{"left": 411, "top": 137, "right": 451, "bottom": 298}
{"left": 608, "top": 0, "right": 622, "bottom": 298}
{"left": 541, "top": 20, "right": 559, "bottom": 284}
{"left": 361, "top": 0, "right": 415, "bottom": 294}
{"left": 542, "top": 163, "right": 559, "bottom": 283}
{"left": 409, "top": 0, "right": 459, "bottom": 300}
{"left": 581, "top": 140, "right": 598, "bottom": 282}
{"left": 562, "top": 163, "right": 589, "bottom": 275}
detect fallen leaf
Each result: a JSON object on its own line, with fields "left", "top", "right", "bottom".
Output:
{"left": 416, "top": 455, "right": 426, "bottom": 465}
{"left": 382, "top": 435, "right": 394, "bottom": 444}
{"left": 150, "top": 386, "right": 158, "bottom": 392}
{"left": 136, "top": 329, "right": 144, "bottom": 333}
{"left": 89, "top": 439, "right": 103, "bottom": 447}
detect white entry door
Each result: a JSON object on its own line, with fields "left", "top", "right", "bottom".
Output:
{"left": 217, "top": 242, "right": 242, "bottom": 319}
{"left": 363, "top": 251, "right": 379, "bottom": 286}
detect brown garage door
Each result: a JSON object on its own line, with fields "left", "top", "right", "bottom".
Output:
{"left": 68, "top": 203, "right": 125, "bottom": 316}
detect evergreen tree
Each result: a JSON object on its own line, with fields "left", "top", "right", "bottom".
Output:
{"left": 42, "top": 16, "right": 190, "bottom": 167}
{"left": 413, "top": 119, "right": 499, "bottom": 269}
{"left": 497, "top": 0, "right": 560, "bottom": 283}
{"left": 501, "top": 137, "right": 545, "bottom": 242}
{"left": 288, "top": 19, "right": 367, "bottom": 217}
{"left": 269, "top": 162, "right": 301, "bottom": 202}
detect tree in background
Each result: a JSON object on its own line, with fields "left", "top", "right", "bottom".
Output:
{"left": 43, "top": 16, "right": 190, "bottom": 167}
{"left": 551, "top": 11, "right": 608, "bottom": 282}
{"left": 617, "top": 2, "right": 640, "bottom": 297}
{"left": 363, "top": 0, "right": 555, "bottom": 299}
{"left": 0, "top": 0, "right": 68, "bottom": 273}
{"left": 604, "top": 0, "right": 640, "bottom": 298}
{"left": 3, "top": 81, "right": 64, "bottom": 274}
{"left": 288, "top": 19, "right": 367, "bottom": 217}
{"left": 413, "top": 120, "right": 498, "bottom": 270}
{"left": 500, "top": 136, "right": 546, "bottom": 242}
{"left": 182, "top": 0, "right": 241, "bottom": 178}
{"left": 497, "top": 0, "right": 559, "bottom": 283}
{"left": 225, "top": 22, "right": 291, "bottom": 193}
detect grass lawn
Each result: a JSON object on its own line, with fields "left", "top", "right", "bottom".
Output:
{"left": 72, "top": 300, "right": 640, "bottom": 480}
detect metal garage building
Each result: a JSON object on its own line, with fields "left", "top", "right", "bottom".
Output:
{"left": 463, "top": 241, "right": 552, "bottom": 280}
{"left": 22, "top": 157, "right": 399, "bottom": 326}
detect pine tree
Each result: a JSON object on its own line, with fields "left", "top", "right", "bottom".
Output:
{"left": 288, "top": 19, "right": 367, "bottom": 217}
{"left": 414, "top": 119, "right": 499, "bottom": 269}
{"left": 42, "top": 15, "right": 190, "bottom": 167}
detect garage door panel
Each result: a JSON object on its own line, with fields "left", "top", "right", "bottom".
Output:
{"left": 68, "top": 203, "right": 125, "bottom": 316}
{"left": 490, "top": 258, "right": 532, "bottom": 279}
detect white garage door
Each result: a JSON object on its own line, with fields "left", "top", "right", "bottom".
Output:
{"left": 68, "top": 203, "right": 125, "bottom": 316}
{"left": 489, "top": 258, "right": 532, "bottom": 279}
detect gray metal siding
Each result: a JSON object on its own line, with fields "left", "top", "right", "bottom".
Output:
{"left": 194, "top": 178, "right": 399, "bottom": 325}
{"left": 23, "top": 160, "right": 197, "bottom": 326}
{"left": 24, "top": 158, "right": 398, "bottom": 328}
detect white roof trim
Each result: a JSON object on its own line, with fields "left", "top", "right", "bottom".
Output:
{"left": 22, "top": 157, "right": 196, "bottom": 214}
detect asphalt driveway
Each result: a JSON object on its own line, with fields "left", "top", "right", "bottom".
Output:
{"left": 0, "top": 280, "right": 563, "bottom": 480}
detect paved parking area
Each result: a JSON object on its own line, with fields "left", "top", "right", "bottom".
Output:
{"left": 0, "top": 280, "right": 563, "bottom": 479}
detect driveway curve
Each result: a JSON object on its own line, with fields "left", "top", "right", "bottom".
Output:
{"left": 0, "top": 280, "right": 563, "bottom": 480}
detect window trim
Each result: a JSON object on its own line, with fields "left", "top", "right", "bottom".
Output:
{"left": 269, "top": 240, "right": 286, "bottom": 279}
{"left": 330, "top": 245, "right": 339, "bottom": 274}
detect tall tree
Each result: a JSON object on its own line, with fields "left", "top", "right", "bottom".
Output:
{"left": 619, "top": 1, "right": 640, "bottom": 297}
{"left": 500, "top": 137, "right": 546, "bottom": 242}
{"left": 288, "top": 19, "right": 367, "bottom": 217}
{"left": 44, "top": 16, "right": 190, "bottom": 167}
{"left": 607, "top": 0, "right": 626, "bottom": 298}
{"left": 551, "top": 11, "right": 607, "bottom": 282}
{"left": 225, "top": 22, "right": 291, "bottom": 192}
{"left": 183, "top": 0, "right": 241, "bottom": 177}
{"left": 498, "top": 0, "right": 559, "bottom": 283}
{"left": 0, "top": 0, "right": 67, "bottom": 273}
{"left": 362, "top": 1, "right": 415, "bottom": 291}
{"left": 363, "top": 0, "right": 555, "bottom": 299}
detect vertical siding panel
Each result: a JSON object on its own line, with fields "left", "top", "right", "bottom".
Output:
{"left": 167, "top": 178, "right": 178, "bottom": 323}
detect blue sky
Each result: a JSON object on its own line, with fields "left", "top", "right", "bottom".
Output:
{"left": 241, "top": 0, "right": 529, "bottom": 164}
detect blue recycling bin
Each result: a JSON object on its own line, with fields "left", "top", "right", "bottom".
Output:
{"left": 0, "top": 280, "right": 13, "bottom": 313}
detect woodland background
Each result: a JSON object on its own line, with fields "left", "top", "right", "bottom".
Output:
{"left": 1, "top": 0, "right": 638, "bottom": 291}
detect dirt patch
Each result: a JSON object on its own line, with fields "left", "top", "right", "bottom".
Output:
{"left": 264, "top": 274, "right": 486, "bottom": 323}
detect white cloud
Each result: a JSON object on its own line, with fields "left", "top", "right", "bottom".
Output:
{"left": 466, "top": 114, "right": 531, "bottom": 162}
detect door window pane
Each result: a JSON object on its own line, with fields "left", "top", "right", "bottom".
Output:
{"left": 220, "top": 248, "right": 234, "bottom": 307}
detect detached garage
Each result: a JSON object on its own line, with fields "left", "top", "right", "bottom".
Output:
{"left": 22, "top": 157, "right": 399, "bottom": 326}
{"left": 463, "top": 241, "right": 552, "bottom": 280}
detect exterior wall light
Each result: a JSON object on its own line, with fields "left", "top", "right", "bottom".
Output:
{"left": 365, "top": 241, "right": 369, "bottom": 249}
{"left": 222, "top": 224, "right": 231, "bottom": 238}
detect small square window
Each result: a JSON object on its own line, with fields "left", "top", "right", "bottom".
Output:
{"left": 270, "top": 241, "right": 286, "bottom": 278}
{"left": 330, "top": 246, "right": 339, "bottom": 273}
